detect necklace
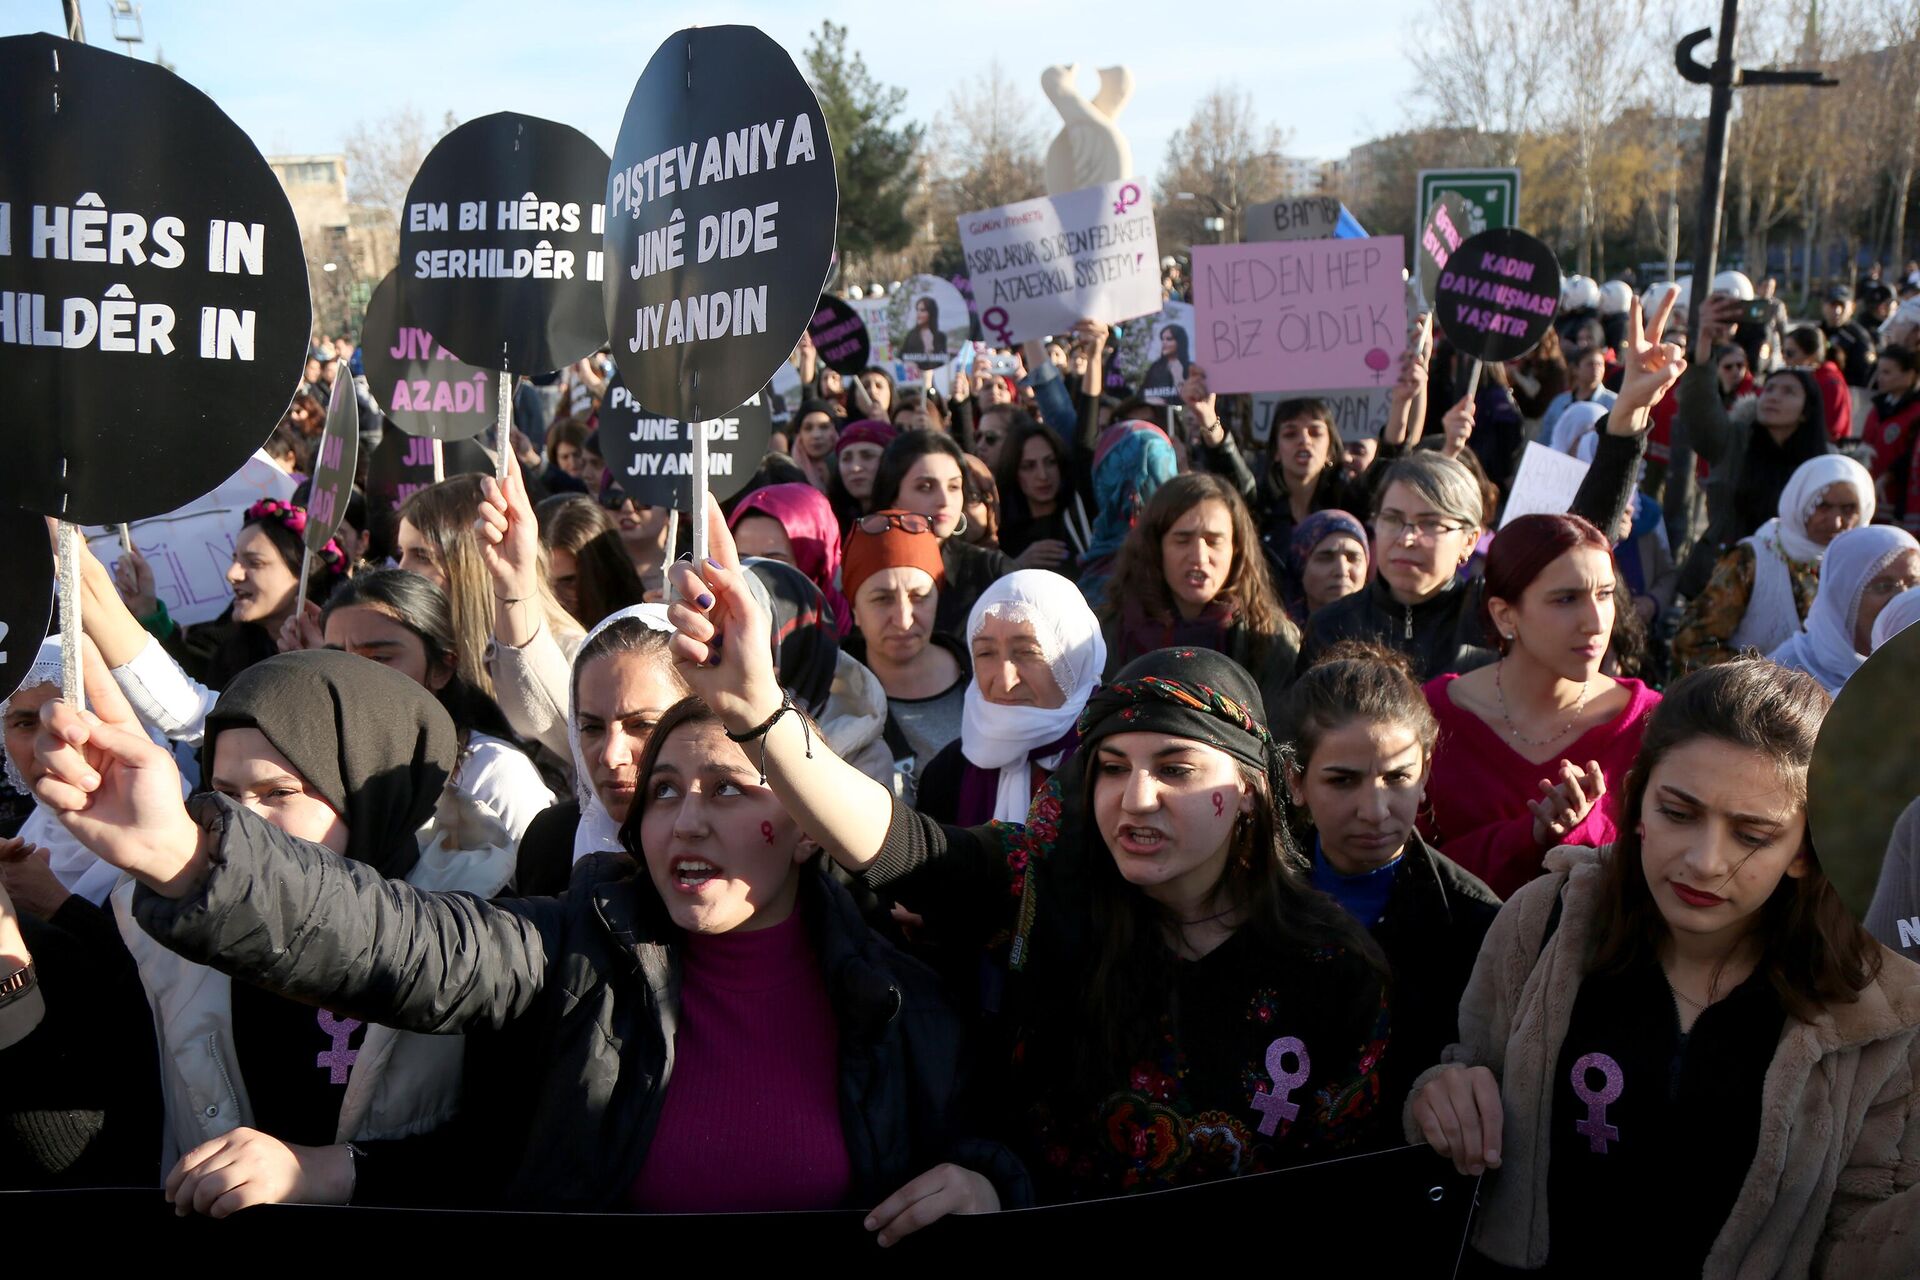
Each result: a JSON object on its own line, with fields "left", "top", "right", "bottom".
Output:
{"left": 1495, "top": 658, "right": 1591, "bottom": 746}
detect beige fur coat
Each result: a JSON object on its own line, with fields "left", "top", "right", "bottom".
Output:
{"left": 1403, "top": 845, "right": 1920, "bottom": 1277}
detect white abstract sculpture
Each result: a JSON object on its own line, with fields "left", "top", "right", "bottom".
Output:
{"left": 1041, "top": 64, "right": 1134, "bottom": 196}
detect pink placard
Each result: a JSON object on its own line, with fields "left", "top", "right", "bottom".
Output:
{"left": 1191, "top": 236, "right": 1408, "bottom": 394}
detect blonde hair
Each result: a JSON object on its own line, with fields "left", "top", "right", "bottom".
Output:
{"left": 399, "top": 475, "right": 582, "bottom": 693}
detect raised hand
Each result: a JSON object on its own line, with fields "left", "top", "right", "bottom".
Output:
{"left": 1180, "top": 364, "right": 1224, "bottom": 445}
{"left": 1609, "top": 293, "right": 1687, "bottom": 434}
{"left": 666, "top": 493, "right": 783, "bottom": 733}
{"left": 474, "top": 448, "right": 544, "bottom": 646}
{"left": 1441, "top": 394, "right": 1475, "bottom": 453}
{"left": 1529, "top": 758, "right": 1605, "bottom": 847}
{"left": 0, "top": 838, "right": 68, "bottom": 921}
{"left": 1013, "top": 538, "right": 1070, "bottom": 571}
{"left": 950, "top": 368, "right": 971, "bottom": 403}
{"left": 277, "top": 599, "right": 324, "bottom": 653}
{"left": 32, "top": 636, "right": 204, "bottom": 896}
{"left": 112, "top": 547, "right": 158, "bottom": 617}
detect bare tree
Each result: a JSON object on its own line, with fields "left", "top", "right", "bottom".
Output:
{"left": 343, "top": 106, "right": 458, "bottom": 228}
{"left": 1407, "top": 0, "right": 1560, "bottom": 164}
{"left": 1152, "top": 85, "right": 1290, "bottom": 256}
{"left": 930, "top": 61, "right": 1048, "bottom": 218}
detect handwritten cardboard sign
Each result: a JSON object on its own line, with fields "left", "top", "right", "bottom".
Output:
{"left": 1244, "top": 196, "right": 1342, "bottom": 243}
{"left": 1191, "top": 236, "right": 1408, "bottom": 394}
{"left": 958, "top": 178, "right": 1161, "bottom": 345}
{"left": 1433, "top": 227, "right": 1561, "bottom": 363}
{"left": 1500, "top": 441, "right": 1590, "bottom": 528}
{"left": 1252, "top": 387, "right": 1392, "bottom": 445}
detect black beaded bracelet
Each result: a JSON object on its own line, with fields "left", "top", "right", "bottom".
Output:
{"left": 723, "top": 691, "right": 812, "bottom": 784}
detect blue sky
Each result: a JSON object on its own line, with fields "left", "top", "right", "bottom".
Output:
{"left": 5, "top": 0, "right": 1431, "bottom": 178}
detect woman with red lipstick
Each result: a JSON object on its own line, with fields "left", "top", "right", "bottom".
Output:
{"left": 1408, "top": 660, "right": 1920, "bottom": 1276}
{"left": 1418, "top": 514, "right": 1661, "bottom": 899}
{"left": 657, "top": 507, "right": 1390, "bottom": 1206}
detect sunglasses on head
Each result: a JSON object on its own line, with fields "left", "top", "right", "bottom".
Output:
{"left": 855, "top": 512, "right": 935, "bottom": 536}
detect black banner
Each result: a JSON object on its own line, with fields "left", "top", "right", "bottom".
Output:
{"left": 397, "top": 112, "right": 609, "bottom": 375}
{"left": 359, "top": 270, "right": 495, "bottom": 441}
{"left": 596, "top": 372, "right": 772, "bottom": 509}
{"left": 604, "top": 25, "right": 837, "bottom": 424}
{"left": 0, "top": 35, "right": 310, "bottom": 525}
{"left": 0, "top": 1146, "right": 1476, "bottom": 1268}
{"left": 366, "top": 425, "right": 492, "bottom": 519}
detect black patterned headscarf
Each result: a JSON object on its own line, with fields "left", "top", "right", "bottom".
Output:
{"left": 1076, "top": 646, "right": 1287, "bottom": 788}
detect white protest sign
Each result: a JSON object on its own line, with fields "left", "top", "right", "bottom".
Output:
{"left": 1499, "top": 442, "right": 1590, "bottom": 528}
{"left": 959, "top": 178, "right": 1160, "bottom": 345}
{"left": 84, "top": 454, "right": 298, "bottom": 626}
{"left": 1244, "top": 196, "right": 1342, "bottom": 243}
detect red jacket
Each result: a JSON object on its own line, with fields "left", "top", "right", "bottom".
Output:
{"left": 1814, "top": 359, "right": 1852, "bottom": 440}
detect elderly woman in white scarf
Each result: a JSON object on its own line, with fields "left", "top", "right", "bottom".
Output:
{"left": 2, "top": 639, "right": 133, "bottom": 916}
{"left": 914, "top": 571, "right": 1106, "bottom": 826}
{"left": 1672, "top": 453, "right": 1876, "bottom": 677}
{"left": 1770, "top": 523, "right": 1920, "bottom": 693}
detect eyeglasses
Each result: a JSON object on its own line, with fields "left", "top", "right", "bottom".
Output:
{"left": 855, "top": 512, "right": 935, "bottom": 536}
{"left": 1375, "top": 511, "right": 1469, "bottom": 542}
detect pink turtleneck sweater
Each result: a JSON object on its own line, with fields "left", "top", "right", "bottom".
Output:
{"left": 627, "top": 911, "right": 851, "bottom": 1212}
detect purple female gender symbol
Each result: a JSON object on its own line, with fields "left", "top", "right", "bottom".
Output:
{"left": 982, "top": 307, "right": 1014, "bottom": 346}
{"left": 1570, "top": 1052, "right": 1624, "bottom": 1153}
{"left": 316, "top": 1010, "right": 363, "bottom": 1084}
{"left": 1250, "top": 1035, "right": 1312, "bottom": 1136}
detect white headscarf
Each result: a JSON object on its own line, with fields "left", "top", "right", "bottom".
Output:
{"left": 960, "top": 570, "right": 1106, "bottom": 823}
{"left": 1770, "top": 525, "right": 1920, "bottom": 694}
{"left": 567, "top": 604, "right": 674, "bottom": 861}
{"left": 1769, "top": 454, "right": 1877, "bottom": 565}
{"left": 3, "top": 638, "right": 124, "bottom": 907}
{"left": 1550, "top": 400, "right": 1610, "bottom": 456}
{"left": 1871, "top": 583, "right": 1920, "bottom": 652}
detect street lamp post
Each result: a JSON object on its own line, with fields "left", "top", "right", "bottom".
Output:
{"left": 1176, "top": 191, "right": 1236, "bottom": 244}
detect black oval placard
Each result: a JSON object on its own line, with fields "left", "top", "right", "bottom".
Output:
{"left": 397, "top": 112, "right": 609, "bottom": 374}
{"left": 596, "top": 372, "right": 772, "bottom": 509}
{"left": 366, "top": 426, "right": 495, "bottom": 521}
{"left": 1417, "top": 192, "right": 1472, "bottom": 310}
{"left": 0, "top": 35, "right": 310, "bottom": 525}
{"left": 604, "top": 25, "right": 837, "bottom": 424}
{"left": 807, "top": 293, "right": 870, "bottom": 376}
{"left": 1433, "top": 226, "right": 1562, "bottom": 363}
{"left": 360, "top": 270, "right": 496, "bottom": 441}
{"left": 305, "top": 371, "right": 359, "bottom": 554}
{"left": 0, "top": 507, "right": 55, "bottom": 707}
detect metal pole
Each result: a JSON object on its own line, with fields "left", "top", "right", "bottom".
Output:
{"left": 1665, "top": 0, "right": 1741, "bottom": 553}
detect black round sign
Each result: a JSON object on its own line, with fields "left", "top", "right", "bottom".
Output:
{"left": 360, "top": 271, "right": 496, "bottom": 441}
{"left": 0, "top": 35, "right": 310, "bottom": 525}
{"left": 807, "top": 294, "right": 869, "bottom": 376}
{"left": 397, "top": 112, "right": 610, "bottom": 375}
{"left": 596, "top": 372, "right": 773, "bottom": 509}
{"left": 305, "top": 372, "right": 359, "bottom": 555}
{"left": 0, "top": 508, "right": 55, "bottom": 707}
{"left": 604, "top": 25, "right": 838, "bottom": 425}
{"left": 366, "top": 426, "right": 495, "bottom": 521}
{"left": 1432, "top": 227, "right": 1562, "bottom": 363}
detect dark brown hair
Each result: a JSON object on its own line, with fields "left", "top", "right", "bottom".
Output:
{"left": 1479, "top": 512, "right": 1612, "bottom": 649}
{"left": 1103, "top": 472, "right": 1289, "bottom": 646}
{"left": 1284, "top": 640, "right": 1439, "bottom": 775}
{"left": 620, "top": 695, "right": 720, "bottom": 861}
{"left": 538, "top": 494, "right": 646, "bottom": 627}
{"left": 1591, "top": 659, "right": 1882, "bottom": 1021}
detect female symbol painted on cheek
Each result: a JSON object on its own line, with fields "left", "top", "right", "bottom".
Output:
{"left": 1212, "top": 791, "right": 1225, "bottom": 818}
{"left": 1571, "top": 1052, "right": 1624, "bottom": 1153}
{"left": 760, "top": 820, "right": 775, "bottom": 845}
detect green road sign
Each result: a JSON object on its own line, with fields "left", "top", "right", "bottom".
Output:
{"left": 1415, "top": 168, "right": 1521, "bottom": 243}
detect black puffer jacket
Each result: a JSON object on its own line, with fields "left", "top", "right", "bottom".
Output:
{"left": 1296, "top": 428, "right": 1646, "bottom": 681}
{"left": 133, "top": 794, "right": 1029, "bottom": 1212}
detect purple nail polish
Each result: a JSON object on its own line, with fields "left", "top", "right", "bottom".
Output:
{"left": 705, "top": 557, "right": 724, "bottom": 572}
{"left": 696, "top": 593, "right": 714, "bottom": 610}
